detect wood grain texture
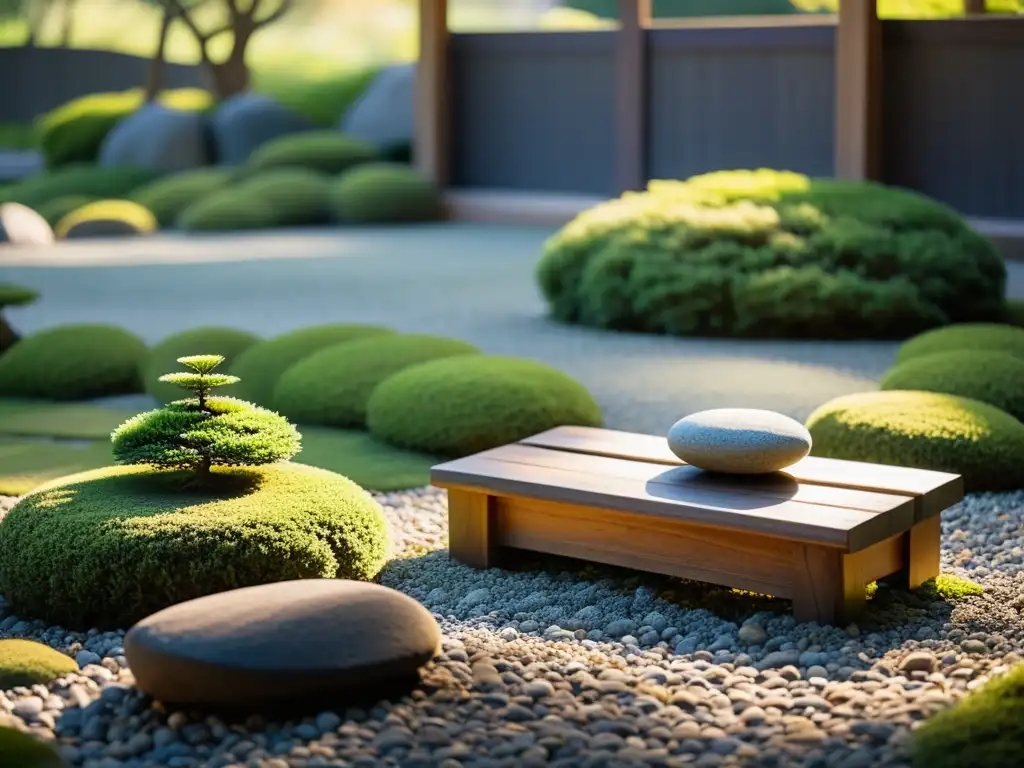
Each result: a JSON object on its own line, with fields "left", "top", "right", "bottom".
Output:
{"left": 414, "top": 0, "right": 452, "bottom": 187}
{"left": 447, "top": 488, "right": 493, "bottom": 569}
{"left": 834, "top": 0, "right": 882, "bottom": 180}
{"left": 615, "top": 0, "right": 651, "bottom": 192}
{"left": 885, "top": 515, "right": 942, "bottom": 589}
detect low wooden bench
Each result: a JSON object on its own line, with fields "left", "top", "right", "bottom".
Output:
{"left": 430, "top": 426, "right": 964, "bottom": 625}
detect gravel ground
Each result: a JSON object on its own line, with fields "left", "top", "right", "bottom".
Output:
{"left": 2, "top": 487, "right": 1022, "bottom": 768}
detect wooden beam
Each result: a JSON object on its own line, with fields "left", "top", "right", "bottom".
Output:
{"left": 414, "top": 0, "right": 451, "bottom": 187}
{"left": 834, "top": 0, "right": 882, "bottom": 180}
{"left": 964, "top": 0, "right": 987, "bottom": 13}
{"left": 615, "top": 0, "right": 651, "bottom": 193}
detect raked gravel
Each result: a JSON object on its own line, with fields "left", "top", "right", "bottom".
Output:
{"left": 1, "top": 487, "right": 1023, "bottom": 768}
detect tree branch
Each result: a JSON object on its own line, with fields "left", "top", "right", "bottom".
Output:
{"left": 253, "top": 0, "right": 292, "bottom": 28}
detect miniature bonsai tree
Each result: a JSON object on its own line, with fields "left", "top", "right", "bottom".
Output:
{"left": 112, "top": 354, "right": 301, "bottom": 485}
{"left": 0, "top": 283, "right": 38, "bottom": 354}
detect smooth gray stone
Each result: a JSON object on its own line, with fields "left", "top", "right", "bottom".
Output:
{"left": 667, "top": 408, "right": 812, "bottom": 474}
{"left": 210, "top": 93, "right": 315, "bottom": 166}
{"left": 339, "top": 63, "right": 413, "bottom": 149}
{"left": 99, "top": 104, "right": 211, "bottom": 173}
{"left": 0, "top": 202, "right": 54, "bottom": 246}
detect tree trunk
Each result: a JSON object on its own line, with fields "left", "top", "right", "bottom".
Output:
{"left": 203, "top": 25, "right": 252, "bottom": 100}
{"left": 58, "top": 0, "right": 74, "bottom": 47}
{"left": 145, "top": 8, "right": 173, "bottom": 102}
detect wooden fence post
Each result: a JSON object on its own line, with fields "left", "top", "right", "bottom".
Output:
{"left": 834, "top": 0, "right": 882, "bottom": 180}
{"left": 615, "top": 0, "right": 651, "bottom": 193}
{"left": 415, "top": 0, "right": 452, "bottom": 187}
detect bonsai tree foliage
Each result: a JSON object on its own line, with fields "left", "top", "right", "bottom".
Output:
{"left": 112, "top": 354, "right": 301, "bottom": 484}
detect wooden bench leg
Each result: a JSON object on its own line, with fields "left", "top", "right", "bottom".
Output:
{"left": 884, "top": 515, "right": 942, "bottom": 590}
{"left": 447, "top": 489, "right": 495, "bottom": 569}
{"left": 791, "top": 544, "right": 868, "bottom": 625}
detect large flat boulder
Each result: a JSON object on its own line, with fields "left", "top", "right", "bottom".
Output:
{"left": 99, "top": 105, "right": 212, "bottom": 174}
{"left": 0, "top": 203, "right": 54, "bottom": 246}
{"left": 210, "top": 94, "right": 316, "bottom": 166}
{"left": 124, "top": 579, "right": 441, "bottom": 708}
{"left": 339, "top": 64, "right": 414, "bottom": 150}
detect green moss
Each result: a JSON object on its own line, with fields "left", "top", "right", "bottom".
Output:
{"left": 0, "top": 462, "right": 389, "bottom": 629}
{"left": 537, "top": 170, "right": 1005, "bottom": 340}
{"left": 0, "top": 283, "right": 37, "bottom": 309}
{"left": 0, "top": 324, "right": 147, "bottom": 400}
{"left": 925, "top": 574, "right": 984, "bottom": 600}
{"left": 367, "top": 355, "right": 604, "bottom": 456}
{"left": 143, "top": 327, "right": 260, "bottom": 403}
{"left": 896, "top": 323, "right": 1024, "bottom": 363}
{"left": 0, "top": 639, "right": 77, "bottom": 688}
{"left": 0, "top": 400, "right": 138, "bottom": 439}
{"left": 329, "top": 163, "right": 443, "bottom": 224}
{"left": 0, "top": 726, "right": 69, "bottom": 768}
{"left": 4, "top": 165, "right": 160, "bottom": 211}
{"left": 55, "top": 199, "right": 157, "bottom": 239}
{"left": 235, "top": 168, "right": 333, "bottom": 227}
{"left": 295, "top": 427, "right": 441, "bottom": 491}
{"left": 880, "top": 350, "right": 1024, "bottom": 421}
{"left": 1005, "top": 300, "right": 1024, "bottom": 329}
{"left": 806, "top": 390, "right": 1024, "bottom": 492}
{"left": 131, "top": 168, "right": 234, "bottom": 228}
{"left": 911, "top": 662, "right": 1024, "bottom": 768}
{"left": 33, "top": 194, "right": 97, "bottom": 228}
{"left": 273, "top": 334, "right": 480, "bottom": 428}
{"left": 177, "top": 188, "right": 274, "bottom": 232}
{"left": 243, "top": 131, "right": 377, "bottom": 177}
{"left": 231, "top": 324, "right": 396, "bottom": 407}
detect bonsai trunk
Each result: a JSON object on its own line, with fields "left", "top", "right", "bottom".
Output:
{"left": 193, "top": 454, "right": 213, "bottom": 485}
{"left": 145, "top": 8, "right": 173, "bottom": 102}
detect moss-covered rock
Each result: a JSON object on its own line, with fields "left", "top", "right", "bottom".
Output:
{"left": 273, "top": 334, "right": 480, "bottom": 428}
{"left": 243, "top": 131, "right": 377, "bottom": 177}
{"left": 0, "top": 726, "right": 69, "bottom": 768}
{"left": 55, "top": 199, "right": 157, "bottom": 239}
{"left": 231, "top": 324, "right": 396, "bottom": 407}
{"left": 805, "top": 390, "right": 1024, "bottom": 492}
{"left": 131, "top": 168, "right": 234, "bottom": 228}
{"left": 4, "top": 165, "right": 160, "bottom": 211}
{"left": 329, "top": 163, "right": 443, "bottom": 224}
{"left": 33, "top": 194, "right": 96, "bottom": 228}
{"left": 367, "top": 355, "right": 604, "bottom": 456}
{"left": 142, "top": 327, "right": 260, "bottom": 403}
{"left": 880, "top": 350, "right": 1024, "bottom": 421}
{"left": 896, "top": 323, "right": 1024, "bottom": 364}
{"left": 0, "top": 324, "right": 147, "bottom": 400}
{"left": 0, "top": 639, "right": 77, "bottom": 688}
{"left": 235, "top": 168, "right": 333, "bottom": 227}
{"left": 176, "top": 188, "right": 274, "bottom": 232}
{"left": 0, "top": 462, "right": 389, "bottom": 629}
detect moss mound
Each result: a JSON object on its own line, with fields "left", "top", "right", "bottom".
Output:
{"left": 5, "top": 165, "right": 160, "bottom": 211}
{"left": 231, "top": 324, "right": 395, "bottom": 407}
{"left": 880, "top": 350, "right": 1024, "bottom": 421}
{"left": 1006, "top": 300, "right": 1024, "bottom": 329}
{"left": 537, "top": 169, "right": 1006, "bottom": 340}
{"left": 55, "top": 199, "right": 157, "bottom": 239}
{"left": 177, "top": 188, "right": 274, "bottom": 232}
{"left": 34, "top": 194, "right": 96, "bottom": 228}
{"left": 329, "top": 163, "right": 443, "bottom": 224}
{"left": 143, "top": 327, "right": 261, "bottom": 403}
{"left": 273, "top": 334, "right": 481, "bottom": 428}
{"left": 0, "top": 726, "right": 69, "bottom": 768}
{"left": 367, "top": 355, "right": 604, "bottom": 456}
{"left": 911, "top": 662, "right": 1024, "bottom": 768}
{"left": 0, "top": 324, "right": 147, "bottom": 400}
{"left": 0, "top": 462, "right": 389, "bottom": 629}
{"left": 131, "top": 168, "right": 234, "bottom": 228}
{"left": 805, "top": 390, "right": 1024, "bottom": 492}
{"left": 235, "top": 168, "right": 333, "bottom": 227}
{"left": 243, "top": 131, "right": 377, "bottom": 176}
{"left": 896, "top": 323, "right": 1024, "bottom": 364}
{"left": 0, "top": 639, "right": 77, "bottom": 687}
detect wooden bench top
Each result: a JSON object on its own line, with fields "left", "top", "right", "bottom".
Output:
{"left": 430, "top": 426, "right": 964, "bottom": 554}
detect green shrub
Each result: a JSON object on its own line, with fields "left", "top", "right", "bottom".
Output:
{"left": 273, "top": 334, "right": 481, "bottom": 428}
{"left": 805, "top": 390, "right": 1024, "bottom": 492}
{"left": 131, "top": 168, "right": 234, "bottom": 228}
{"left": 911, "top": 662, "right": 1024, "bottom": 768}
{"left": 0, "top": 122, "right": 37, "bottom": 150}
{"left": 261, "top": 67, "right": 382, "bottom": 127}
{"left": 0, "top": 461, "right": 389, "bottom": 629}
{"left": 243, "top": 130, "right": 377, "bottom": 177}
{"left": 537, "top": 169, "right": 1006, "bottom": 340}
{"left": 329, "top": 163, "right": 443, "bottom": 224}
{"left": 367, "top": 355, "right": 604, "bottom": 456}
{"left": 55, "top": 199, "right": 157, "bottom": 239}
{"left": 5, "top": 165, "right": 160, "bottom": 211}
{"left": 0, "top": 324, "right": 147, "bottom": 400}
{"left": 235, "top": 168, "right": 333, "bottom": 226}
{"left": 0, "top": 283, "right": 38, "bottom": 354}
{"left": 143, "top": 327, "right": 261, "bottom": 403}
{"left": 1006, "top": 300, "right": 1024, "bottom": 329}
{"left": 896, "top": 323, "right": 1024, "bottom": 364}
{"left": 33, "top": 194, "right": 97, "bottom": 228}
{"left": 231, "top": 324, "right": 396, "bottom": 406}
{"left": 0, "top": 639, "right": 77, "bottom": 687}
{"left": 36, "top": 87, "right": 214, "bottom": 169}
{"left": 177, "top": 188, "right": 275, "bottom": 232}
{"left": 0, "top": 726, "right": 69, "bottom": 768}
{"left": 880, "top": 350, "right": 1024, "bottom": 421}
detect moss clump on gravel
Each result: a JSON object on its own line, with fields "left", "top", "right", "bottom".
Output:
{"left": 537, "top": 169, "right": 1006, "bottom": 340}
{"left": 896, "top": 323, "right": 1024, "bottom": 363}
{"left": 0, "top": 639, "right": 77, "bottom": 688}
{"left": 927, "top": 574, "right": 983, "bottom": 600}
{"left": 273, "top": 334, "right": 480, "bottom": 428}
{"left": 235, "top": 168, "right": 333, "bottom": 227}
{"left": 142, "top": 327, "right": 260, "bottom": 403}
{"left": 328, "top": 163, "right": 444, "bottom": 224}
{"left": 911, "top": 661, "right": 1024, "bottom": 768}
{"left": 367, "top": 355, "right": 604, "bottom": 456}
{"left": 231, "top": 324, "right": 396, "bottom": 407}
{"left": 4, "top": 165, "right": 159, "bottom": 210}
{"left": 880, "top": 350, "right": 1024, "bottom": 421}
{"left": 242, "top": 131, "right": 377, "bottom": 177}
{"left": 805, "top": 390, "right": 1024, "bottom": 493}
{"left": 131, "top": 168, "right": 234, "bottom": 228}
{"left": 55, "top": 199, "right": 157, "bottom": 239}
{"left": 0, "top": 324, "right": 147, "bottom": 400}
{"left": 0, "top": 726, "right": 69, "bottom": 767}
{"left": 0, "top": 462, "right": 389, "bottom": 629}
{"left": 176, "top": 188, "right": 275, "bottom": 232}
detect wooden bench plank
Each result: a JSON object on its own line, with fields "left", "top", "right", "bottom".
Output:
{"left": 519, "top": 426, "right": 963, "bottom": 519}
{"left": 431, "top": 454, "right": 904, "bottom": 551}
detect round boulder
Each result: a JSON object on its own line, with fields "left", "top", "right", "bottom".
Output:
{"left": 668, "top": 408, "right": 812, "bottom": 474}
{"left": 339, "top": 64, "right": 414, "bottom": 150}
{"left": 210, "top": 93, "right": 316, "bottom": 166}
{"left": 125, "top": 579, "right": 440, "bottom": 708}
{"left": 0, "top": 203, "right": 55, "bottom": 246}
{"left": 99, "top": 104, "right": 213, "bottom": 174}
